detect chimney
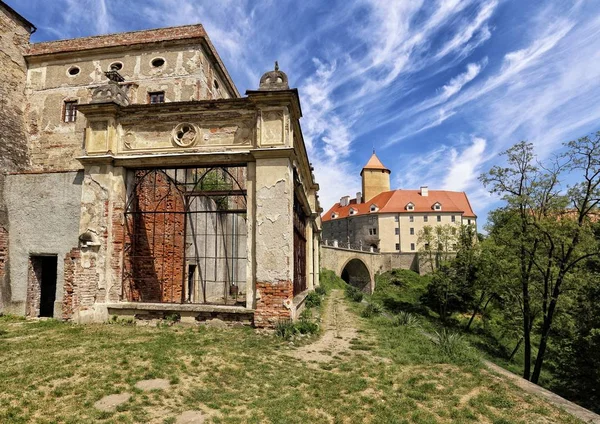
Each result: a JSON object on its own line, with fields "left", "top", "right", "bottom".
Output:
{"left": 420, "top": 186, "right": 429, "bottom": 197}
{"left": 340, "top": 195, "right": 350, "bottom": 207}
{"left": 356, "top": 192, "right": 362, "bottom": 204}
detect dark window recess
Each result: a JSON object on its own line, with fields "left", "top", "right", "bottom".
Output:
{"left": 410, "top": 243, "right": 415, "bottom": 251}
{"left": 110, "top": 62, "right": 123, "bottom": 71}
{"left": 63, "top": 100, "right": 78, "bottom": 122}
{"left": 437, "top": 215, "right": 441, "bottom": 222}
{"left": 214, "top": 79, "right": 219, "bottom": 90}
{"left": 151, "top": 57, "right": 165, "bottom": 67}
{"left": 395, "top": 243, "right": 400, "bottom": 251}
{"left": 68, "top": 66, "right": 80, "bottom": 75}
{"left": 149, "top": 92, "right": 165, "bottom": 104}
{"left": 29, "top": 256, "right": 57, "bottom": 318}
{"left": 424, "top": 215, "right": 428, "bottom": 222}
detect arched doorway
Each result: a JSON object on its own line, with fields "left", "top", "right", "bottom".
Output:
{"left": 341, "top": 258, "right": 371, "bottom": 292}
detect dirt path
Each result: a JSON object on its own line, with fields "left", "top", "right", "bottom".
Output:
{"left": 289, "top": 290, "right": 359, "bottom": 363}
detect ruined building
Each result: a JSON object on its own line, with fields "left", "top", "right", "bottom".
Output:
{"left": 0, "top": 1, "right": 322, "bottom": 327}
{"left": 322, "top": 152, "right": 476, "bottom": 256}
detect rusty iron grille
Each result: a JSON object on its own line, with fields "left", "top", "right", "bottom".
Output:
{"left": 293, "top": 193, "right": 307, "bottom": 296}
{"left": 123, "top": 166, "right": 248, "bottom": 306}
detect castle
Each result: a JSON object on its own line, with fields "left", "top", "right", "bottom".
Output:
{"left": 322, "top": 152, "right": 476, "bottom": 255}
{"left": 0, "top": 1, "right": 322, "bottom": 327}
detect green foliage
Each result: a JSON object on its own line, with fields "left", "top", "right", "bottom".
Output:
{"left": 315, "top": 285, "right": 327, "bottom": 296}
{"left": 274, "top": 317, "right": 319, "bottom": 340}
{"left": 372, "top": 269, "right": 430, "bottom": 314}
{"left": 304, "top": 291, "right": 322, "bottom": 309}
{"left": 394, "top": 311, "right": 420, "bottom": 328}
{"left": 432, "top": 329, "right": 467, "bottom": 358}
{"left": 345, "top": 285, "right": 364, "bottom": 302}
{"left": 319, "top": 269, "right": 347, "bottom": 293}
{"left": 361, "top": 303, "right": 383, "bottom": 318}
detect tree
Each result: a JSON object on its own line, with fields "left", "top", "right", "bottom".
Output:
{"left": 480, "top": 133, "right": 600, "bottom": 383}
{"left": 417, "top": 224, "right": 458, "bottom": 273}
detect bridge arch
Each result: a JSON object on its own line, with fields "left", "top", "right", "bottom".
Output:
{"left": 339, "top": 257, "right": 374, "bottom": 293}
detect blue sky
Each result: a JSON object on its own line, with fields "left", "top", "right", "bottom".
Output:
{"left": 9, "top": 0, "right": 600, "bottom": 226}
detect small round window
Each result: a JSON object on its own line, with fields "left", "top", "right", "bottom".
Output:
{"left": 151, "top": 57, "right": 165, "bottom": 67}
{"left": 109, "top": 62, "right": 123, "bottom": 71}
{"left": 68, "top": 66, "right": 80, "bottom": 76}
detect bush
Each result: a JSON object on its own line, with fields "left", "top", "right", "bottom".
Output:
{"left": 361, "top": 303, "right": 383, "bottom": 318}
{"left": 315, "top": 286, "right": 327, "bottom": 296}
{"left": 345, "top": 285, "right": 364, "bottom": 302}
{"left": 295, "top": 319, "right": 319, "bottom": 335}
{"left": 395, "top": 311, "right": 420, "bottom": 328}
{"left": 432, "top": 328, "right": 466, "bottom": 357}
{"left": 275, "top": 320, "right": 297, "bottom": 340}
{"left": 305, "top": 291, "right": 322, "bottom": 309}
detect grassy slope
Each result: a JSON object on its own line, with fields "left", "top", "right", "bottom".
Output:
{"left": 0, "top": 282, "right": 582, "bottom": 424}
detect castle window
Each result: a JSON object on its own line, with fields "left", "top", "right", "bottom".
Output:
{"left": 369, "top": 228, "right": 377, "bottom": 236}
{"left": 151, "top": 57, "right": 165, "bottom": 67}
{"left": 67, "top": 66, "right": 80, "bottom": 76}
{"left": 63, "top": 100, "right": 78, "bottom": 123}
{"left": 410, "top": 243, "right": 415, "bottom": 251}
{"left": 349, "top": 208, "right": 357, "bottom": 215}
{"left": 370, "top": 204, "right": 378, "bottom": 212}
{"left": 433, "top": 202, "right": 442, "bottom": 210}
{"left": 424, "top": 216, "right": 428, "bottom": 222}
{"left": 214, "top": 79, "right": 220, "bottom": 90}
{"left": 395, "top": 228, "right": 400, "bottom": 235}
{"left": 148, "top": 91, "right": 165, "bottom": 104}
{"left": 437, "top": 215, "right": 441, "bottom": 222}
{"left": 409, "top": 216, "right": 414, "bottom": 222}
{"left": 468, "top": 219, "right": 472, "bottom": 225}
{"left": 409, "top": 227, "right": 414, "bottom": 235}
{"left": 331, "top": 212, "right": 338, "bottom": 219}
{"left": 406, "top": 202, "right": 415, "bottom": 211}
{"left": 396, "top": 243, "right": 400, "bottom": 251}
{"left": 451, "top": 215, "right": 456, "bottom": 222}
{"left": 394, "top": 215, "right": 399, "bottom": 222}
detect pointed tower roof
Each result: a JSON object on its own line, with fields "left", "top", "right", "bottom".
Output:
{"left": 360, "top": 151, "right": 390, "bottom": 175}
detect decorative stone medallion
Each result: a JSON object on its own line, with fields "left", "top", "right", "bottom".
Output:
{"left": 172, "top": 123, "right": 198, "bottom": 147}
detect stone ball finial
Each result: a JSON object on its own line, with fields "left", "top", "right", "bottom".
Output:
{"left": 259, "top": 61, "right": 289, "bottom": 91}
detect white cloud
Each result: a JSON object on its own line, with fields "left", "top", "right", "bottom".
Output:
{"left": 442, "top": 136, "right": 487, "bottom": 192}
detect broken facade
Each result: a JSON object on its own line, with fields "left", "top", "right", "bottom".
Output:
{"left": 0, "top": 2, "right": 322, "bottom": 327}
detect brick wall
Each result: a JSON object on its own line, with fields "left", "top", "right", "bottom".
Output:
{"left": 254, "top": 281, "right": 293, "bottom": 328}
{"left": 63, "top": 248, "right": 100, "bottom": 320}
{"left": 123, "top": 171, "right": 185, "bottom": 303}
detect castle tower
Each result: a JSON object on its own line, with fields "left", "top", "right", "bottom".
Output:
{"left": 360, "top": 151, "right": 391, "bottom": 202}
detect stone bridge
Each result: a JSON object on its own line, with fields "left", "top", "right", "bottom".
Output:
{"left": 320, "top": 245, "right": 419, "bottom": 293}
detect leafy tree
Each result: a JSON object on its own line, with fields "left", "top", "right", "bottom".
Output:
{"left": 480, "top": 133, "right": 600, "bottom": 383}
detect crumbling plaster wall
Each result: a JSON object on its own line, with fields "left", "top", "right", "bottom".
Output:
{"left": 3, "top": 172, "right": 83, "bottom": 317}
{"left": 0, "top": 7, "right": 30, "bottom": 312}
{"left": 253, "top": 156, "right": 295, "bottom": 326}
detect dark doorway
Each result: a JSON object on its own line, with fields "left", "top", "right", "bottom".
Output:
{"left": 341, "top": 259, "right": 371, "bottom": 292}
{"left": 28, "top": 256, "right": 58, "bottom": 318}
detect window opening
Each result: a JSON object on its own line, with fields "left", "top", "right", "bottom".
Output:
{"left": 123, "top": 166, "right": 248, "bottom": 306}
{"left": 149, "top": 91, "right": 165, "bottom": 104}
{"left": 63, "top": 100, "right": 78, "bottom": 122}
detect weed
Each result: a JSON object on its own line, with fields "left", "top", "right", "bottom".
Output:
{"left": 305, "top": 291, "right": 322, "bottom": 309}
{"left": 395, "top": 311, "right": 420, "bottom": 328}
{"left": 315, "top": 286, "right": 327, "bottom": 296}
{"left": 361, "top": 303, "right": 383, "bottom": 318}
{"left": 345, "top": 285, "right": 364, "bottom": 303}
{"left": 275, "top": 320, "right": 297, "bottom": 340}
{"left": 432, "top": 328, "right": 466, "bottom": 358}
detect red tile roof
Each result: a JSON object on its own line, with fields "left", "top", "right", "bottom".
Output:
{"left": 360, "top": 152, "right": 390, "bottom": 173}
{"left": 322, "top": 189, "right": 477, "bottom": 221}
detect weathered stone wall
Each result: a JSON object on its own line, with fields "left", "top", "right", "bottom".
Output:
{"left": 0, "top": 6, "right": 31, "bottom": 314}
{"left": 3, "top": 171, "right": 83, "bottom": 316}
{"left": 253, "top": 156, "right": 295, "bottom": 327}
{"left": 25, "top": 257, "right": 42, "bottom": 317}
{"left": 63, "top": 248, "right": 100, "bottom": 320}
{"left": 322, "top": 214, "right": 380, "bottom": 249}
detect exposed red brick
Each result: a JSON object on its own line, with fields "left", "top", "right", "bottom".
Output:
{"left": 63, "top": 248, "right": 99, "bottom": 320}
{"left": 254, "top": 280, "right": 293, "bottom": 328}
{"left": 123, "top": 170, "right": 185, "bottom": 303}
{"left": 0, "top": 227, "right": 7, "bottom": 284}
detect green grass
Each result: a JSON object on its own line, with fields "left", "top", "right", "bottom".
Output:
{"left": 0, "top": 285, "right": 583, "bottom": 424}
{"left": 371, "top": 269, "right": 431, "bottom": 314}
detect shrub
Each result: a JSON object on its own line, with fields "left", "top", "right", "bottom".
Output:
{"left": 361, "top": 303, "right": 383, "bottom": 318}
{"left": 295, "top": 319, "right": 319, "bottom": 335}
{"left": 432, "top": 328, "right": 466, "bottom": 357}
{"left": 305, "top": 291, "right": 322, "bottom": 308}
{"left": 395, "top": 311, "right": 420, "bottom": 328}
{"left": 315, "top": 286, "right": 327, "bottom": 296}
{"left": 345, "top": 285, "right": 364, "bottom": 303}
{"left": 275, "top": 320, "right": 297, "bottom": 340}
